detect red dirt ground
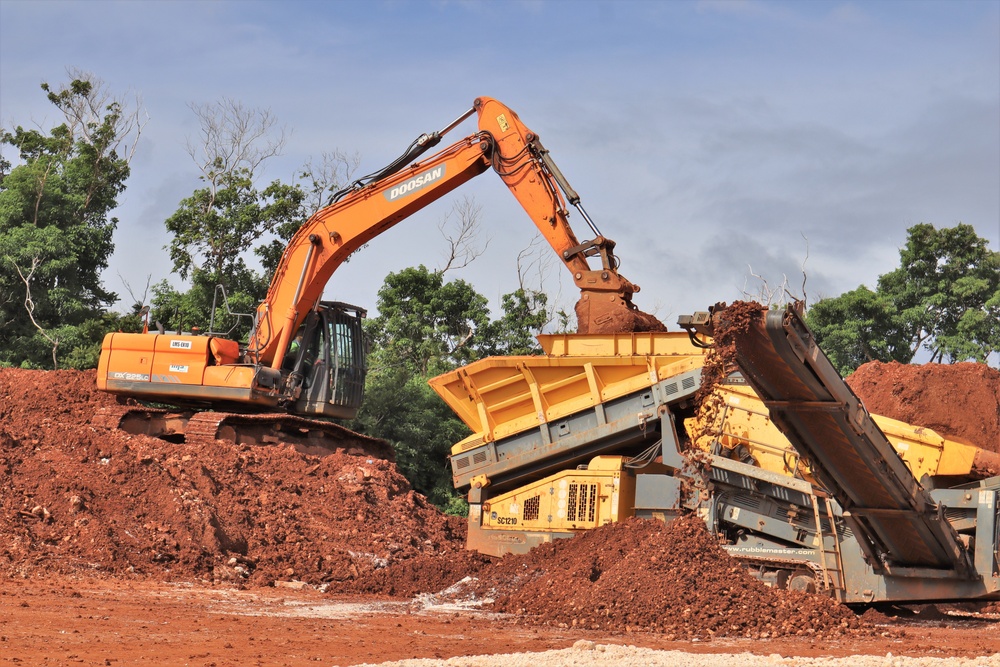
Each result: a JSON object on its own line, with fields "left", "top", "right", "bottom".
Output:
{"left": 2, "top": 364, "right": 998, "bottom": 664}
{"left": 3, "top": 574, "right": 998, "bottom": 666}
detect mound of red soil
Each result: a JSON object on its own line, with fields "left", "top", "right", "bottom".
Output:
{"left": 847, "top": 361, "right": 1000, "bottom": 453}
{"left": 0, "top": 369, "right": 464, "bottom": 586}
{"left": 473, "top": 516, "right": 877, "bottom": 639}
{"left": 342, "top": 549, "right": 494, "bottom": 599}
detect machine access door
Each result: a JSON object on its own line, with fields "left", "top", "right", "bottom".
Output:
{"left": 295, "top": 302, "right": 368, "bottom": 419}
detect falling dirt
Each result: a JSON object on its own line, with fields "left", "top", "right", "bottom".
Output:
{"left": 692, "top": 301, "right": 762, "bottom": 405}
{"left": 847, "top": 360, "right": 1000, "bottom": 453}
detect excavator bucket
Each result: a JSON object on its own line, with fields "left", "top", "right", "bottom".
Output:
{"left": 574, "top": 292, "right": 667, "bottom": 335}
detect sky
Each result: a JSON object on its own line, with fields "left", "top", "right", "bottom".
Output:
{"left": 1, "top": 0, "right": 998, "bottom": 330}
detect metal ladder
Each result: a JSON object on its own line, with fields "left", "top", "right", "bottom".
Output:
{"left": 810, "top": 493, "right": 847, "bottom": 601}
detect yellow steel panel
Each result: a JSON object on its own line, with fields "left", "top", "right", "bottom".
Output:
{"left": 479, "top": 456, "right": 632, "bottom": 532}
{"left": 688, "top": 382, "right": 989, "bottom": 482}
{"left": 539, "top": 331, "right": 708, "bottom": 357}
{"left": 431, "top": 332, "right": 709, "bottom": 445}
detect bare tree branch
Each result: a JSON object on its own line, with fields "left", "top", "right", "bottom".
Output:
{"left": 118, "top": 272, "right": 153, "bottom": 312}
{"left": 44, "top": 70, "right": 148, "bottom": 217}
{"left": 449, "top": 327, "right": 476, "bottom": 356}
{"left": 12, "top": 257, "right": 60, "bottom": 369}
{"left": 185, "top": 98, "right": 287, "bottom": 191}
{"left": 741, "top": 236, "right": 811, "bottom": 308}
{"left": 439, "top": 195, "right": 490, "bottom": 274}
{"left": 797, "top": 233, "right": 810, "bottom": 307}
{"left": 300, "top": 150, "right": 361, "bottom": 216}
{"left": 512, "top": 233, "right": 567, "bottom": 331}
{"left": 741, "top": 264, "right": 785, "bottom": 307}
{"left": 58, "top": 68, "right": 147, "bottom": 168}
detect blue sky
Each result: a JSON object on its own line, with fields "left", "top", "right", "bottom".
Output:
{"left": 2, "top": 0, "right": 998, "bottom": 328}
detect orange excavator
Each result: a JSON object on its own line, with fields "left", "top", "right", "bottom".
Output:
{"left": 95, "top": 97, "right": 662, "bottom": 448}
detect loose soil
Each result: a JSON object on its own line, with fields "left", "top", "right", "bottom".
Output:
{"left": 847, "top": 360, "right": 1000, "bottom": 453}
{"left": 573, "top": 297, "right": 667, "bottom": 334}
{"left": 0, "top": 369, "right": 465, "bottom": 587}
{"left": 2, "top": 364, "right": 998, "bottom": 665}
{"left": 3, "top": 574, "right": 998, "bottom": 666}
{"left": 473, "top": 516, "right": 872, "bottom": 639}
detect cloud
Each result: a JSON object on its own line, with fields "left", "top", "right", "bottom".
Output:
{"left": 1, "top": 0, "right": 996, "bottom": 324}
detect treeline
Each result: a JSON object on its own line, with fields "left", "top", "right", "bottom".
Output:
{"left": 2, "top": 74, "right": 997, "bottom": 509}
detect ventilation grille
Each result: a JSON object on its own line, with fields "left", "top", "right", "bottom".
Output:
{"left": 455, "top": 448, "right": 489, "bottom": 472}
{"left": 566, "top": 483, "right": 598, "bottom": 523}
{"left": 523, "top": 495, "right": 540, "bottom": 522}
{"left": 944, "top": 508, "right": 970, "bottom": 522}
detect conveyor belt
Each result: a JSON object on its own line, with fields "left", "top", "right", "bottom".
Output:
{"left": 727, "top": 305, "right": 973, "bottom": 577}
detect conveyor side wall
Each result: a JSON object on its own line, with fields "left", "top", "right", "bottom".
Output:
{"left": 729, "top": 306, "right": 973, "bottom": 576}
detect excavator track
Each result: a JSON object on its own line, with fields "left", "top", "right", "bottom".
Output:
{"left": 91, "top": 405, "right": 393, "bottom": 460}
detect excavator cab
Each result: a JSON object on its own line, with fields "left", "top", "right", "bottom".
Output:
{"left": 283, "top": 302, "right": 368, "bottom": 419}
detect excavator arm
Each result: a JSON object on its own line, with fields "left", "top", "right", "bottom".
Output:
{"left": 249, "top": 96, "right": 661, "bottom": 370}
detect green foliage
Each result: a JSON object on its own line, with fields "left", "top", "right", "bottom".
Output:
{"left": 165, "top": 173, "right": 304, "bottom": 283}
{"left": 808, "top": 223, "right": 1000, "bottom": 374}
{"left": 149, "top": 266, "right": 263, "bottom": 338}
{"left": 0, "top": 76, "right": 132, "bottom": 368}
{"left": 480, "top": 288, "right": 549, "bottom": 356}
{"left": 806, "top": 286, "right": 911, "bottom": 374}
{"left": 155, "top": 106, "right": 361, "bottom": 339}
{"left": 351, "top": 370, "right": 470, "bottom": 508}
{"left": 158, "top": 174, "right": 304, "bottom": 337}
{"left": 366, "top": 265, "right": 492, "bottom": 376}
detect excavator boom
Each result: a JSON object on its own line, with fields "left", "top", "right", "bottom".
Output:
{"left": 250, "top": 96, "right": 659, "bottom": 371}
{"left": 97, "top": 96, "right": 660, "bottom": 443}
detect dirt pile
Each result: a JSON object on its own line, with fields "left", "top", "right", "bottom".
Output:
{"left": 472, "top": 516, "right": 876, "bottom": 639}
{"left": 342, "top": 549, "right": 494, "bottom": 599}
{"left": 0, "top": 368, "right": 464, "bottom": 586}
{"left": 847, "top": 361, "right": 1000, "bottom": 453}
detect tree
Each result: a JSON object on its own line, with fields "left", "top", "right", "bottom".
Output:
{"left": 352, "top": 369, "right": 470, "bottom": 510}
{"left": 255, "top": 150, "right": 360, "bottom": 276}
{"left": 349, "top": 266, "right": 489, "bottom": 510}
{"left": 808, "top": 223, "right": 1000, "bottom": 375}
{"left": 0, "top": 73, "right": 144, "bottom": 368}
{"left": 366, "top": 265, "right": 492, "bottom": 376}
{"left": 157, "top": 99, "right": 303, "bottom": 336}
{"left": 806, "top": 286, "right": 911, "bottom": 373}
{"left": 158, "top": 101, "right": 365, "bottom": 338}
{"left": 438, "top": 195, "right": 489, "bottom": 274}
{"left": 480, "top": 287, "right": 550, "bottom": 356}
{"left": 480, "top": 236, "right": 563, "bottom": 356}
